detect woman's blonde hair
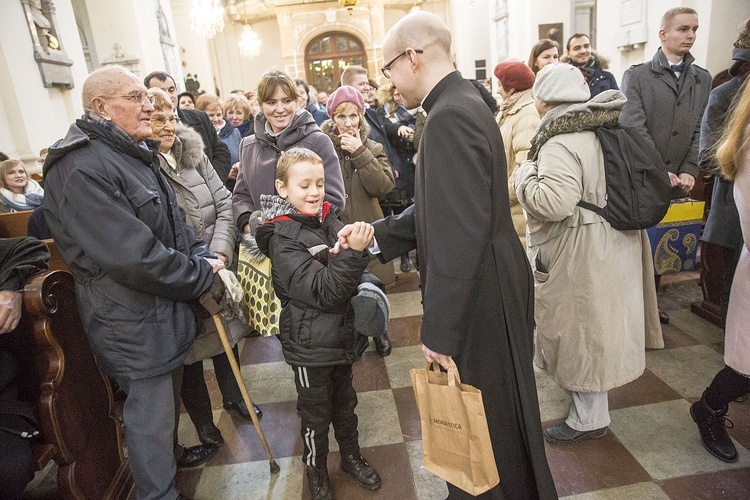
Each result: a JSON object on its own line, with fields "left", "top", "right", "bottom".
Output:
{"left": 224, "top": 94, "right": 252, "bottom": 120}
{"left": 716, "top": 78, "right": 750, "bottom": 180}
{"left": 376, "top": 83, "right": 399, "bottom": 119}
{"left": 0, "top": 159, "right": 27, "bottom": 191}
{"left": 147, "top": 88, "right": 173, "bottom": 113}
{"left": 276, "top": 148, "right": 323, "bottom": 184}
{"left": 195, "top": 93, "right": 223, "bottom": 113}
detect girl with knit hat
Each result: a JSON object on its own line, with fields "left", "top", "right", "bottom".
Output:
{"left": 321, "top": 85, "right": 396, "bottom": 285}
{"left": 514, "top": 64, "right": 661, "bottom": 445}
{"left": 494, "top": 60, "right": 539, "bottom": 245}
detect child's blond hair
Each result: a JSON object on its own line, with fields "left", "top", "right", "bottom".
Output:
{"left": 276, "top": 148, "right": 324, "bottom": 184}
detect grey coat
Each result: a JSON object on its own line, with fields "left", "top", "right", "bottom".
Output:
{"left": 699, "top": 48, "right": 750, "bottom": 250}
{"left": 620, "top": 49, "right": 711, "bottom": 179}
{"left": 158, "top": 125, "right": 235, "bottom": 264}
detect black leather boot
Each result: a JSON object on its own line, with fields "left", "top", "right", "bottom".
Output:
{"left": 340, "top": 453, "right": 381, "bottom": 490}
{"left": 690, "top": 394, "right": 738, "bottom": 463}
{"left": 374, "top": 333, "right": 392, "bottom": 357}
{"left": 305, "top": 463, "right": 332, "bottom": 500}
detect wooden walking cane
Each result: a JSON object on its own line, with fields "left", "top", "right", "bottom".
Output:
{"left": 200, "top": 293, "right": 281, "bottom": 474}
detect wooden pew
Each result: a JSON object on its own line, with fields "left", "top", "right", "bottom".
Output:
{"left": 0, "top": 210, "right": 34, "bottom": 238}
{"left": 16, "top": 270, "right": 133, "bottom": 499}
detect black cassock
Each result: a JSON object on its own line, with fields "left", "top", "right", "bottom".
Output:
{"left": 374, "top": 71, "right": 558, "bottom": 499}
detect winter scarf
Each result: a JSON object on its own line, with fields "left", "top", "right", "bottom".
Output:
{"left": 529, "top": 89, "right": 626, "bottom": 160}
{"left": 497, "top": 90, "right": 525, "bottom": 125}
{"left": 1, "top": 179, "right": 44, "bottom": 211}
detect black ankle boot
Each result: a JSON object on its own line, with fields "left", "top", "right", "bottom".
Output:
{"left": 340, "top": 453, "right": 381, "bottom": 490}
{"left": 690, "top": 394, "right": 738, "bottom": 463}
{"left": 305, "top": 464, "right": 332, "bottom": 500}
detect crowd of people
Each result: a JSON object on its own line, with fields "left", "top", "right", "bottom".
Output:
{"left": 1, "top": 6, "right": 750, "bottom": 500}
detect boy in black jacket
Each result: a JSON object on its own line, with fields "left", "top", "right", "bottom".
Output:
{"left": 255, "top": 148, "right": 382, "bottom": 499}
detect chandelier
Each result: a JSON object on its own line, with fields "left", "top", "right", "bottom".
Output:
{"left": 190, "top": 0, "right": 225, "bottom": 39}
{"left": 238, "top": 25, "right": 261, "bottom": 59}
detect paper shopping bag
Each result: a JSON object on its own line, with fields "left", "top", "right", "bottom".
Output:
{"left": 410, "top": 359, "right": 499, "bottom": 496}
{"left": 237, "top": 242, "right": 281, "bottom": 337}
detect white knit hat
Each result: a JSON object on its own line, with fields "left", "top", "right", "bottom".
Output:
{"left": 533, "top": 63, "right": 591, "bottom": 103}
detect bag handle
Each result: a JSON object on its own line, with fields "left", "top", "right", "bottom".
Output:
{"left": 427, "top": 357, "right": 461, "bottom": 386}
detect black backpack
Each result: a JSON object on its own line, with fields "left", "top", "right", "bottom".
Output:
{"left": 577, "top": 123, "right": 671, "bottom": 230}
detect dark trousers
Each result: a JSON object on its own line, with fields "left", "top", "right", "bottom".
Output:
{"left": 293, "top": 364, "right": 359, "bottom": 468}
{"left": 0, "top": 429, "right": 34, "bottom": 500}
{"left": 181, "top": 345, "right": 242, "bottom": 426}
{"left": 705, "top": 365, "right": 750, "bottom": 411}
{"left": 116, "top": 366, "right": 183, "bottom": 500}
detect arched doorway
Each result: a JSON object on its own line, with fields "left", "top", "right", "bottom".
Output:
{"left": 305, "top": 32, "right": 367, "bottom": 94}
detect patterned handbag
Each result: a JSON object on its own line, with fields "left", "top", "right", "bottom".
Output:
{"left": 237, "top": 240, "right": 281, "bottom": 336}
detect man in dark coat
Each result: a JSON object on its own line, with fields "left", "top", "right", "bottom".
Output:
{"left": 564, "top": 33, "right": 619, "bottom": 97}
{"left": 144, "top": 71, "right": 232, "bottom": 183}
{"left": 339, "top": 11, "right": 557, "bottom": 499}
{"left": 620, "top": 7, "right": 710, "bottom": 196}
{"left": 620, "top": 6, "right": 711, "bottom": 324}
{"left": 43, "top": 66, "right": 224, "bottom": 500}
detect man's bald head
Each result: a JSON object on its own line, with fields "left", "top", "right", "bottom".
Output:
{"left": 383, "top": 11, "right": 451, "bottom": 61}
{"left": 82, "top": 65, "right": 140, "bottom": 112}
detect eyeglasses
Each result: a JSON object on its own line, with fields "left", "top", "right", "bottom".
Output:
{"left": 381, "top": 49, "right": 423, "bottom": 79}
{"left": 104, "top": 91, "right": 152, "bottom": 105}
{"left": 150, "top": 116, "right": 177, "bottom": 127}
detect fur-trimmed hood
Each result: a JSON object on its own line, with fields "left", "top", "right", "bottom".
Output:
{"left": 168, "top": 124, "right": 207, "bottom": 172}
{"left": 320, "top": 117, "right": 371, "bottom": 149}
{"left": 529, "top": 89, "right": 626, "bottom": 159}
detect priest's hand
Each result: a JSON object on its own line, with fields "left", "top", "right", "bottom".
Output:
{"left": 422, "top": 343, "right": 450, "bottom": 370}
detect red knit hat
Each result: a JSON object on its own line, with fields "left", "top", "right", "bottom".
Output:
{"left": 493, "top": 61, "right": 535, "bottom": 92}
{"left": 326, "top": 85, "right": 365, "bottom": 118}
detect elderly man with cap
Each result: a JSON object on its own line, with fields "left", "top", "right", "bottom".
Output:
{"left": 514, "top": 64, "right": 661, "bottom": 445}
{"left": 321, "top": 85, "right": 396, "bottom": 285}
{"left": 338, "top": 11, "right": 557, "bottom": 499}
{"left": 494, "top": 60, "right": 539, "bottom": 244}
{"left": 42, "top": 65, "right": 224, "bottom": 499}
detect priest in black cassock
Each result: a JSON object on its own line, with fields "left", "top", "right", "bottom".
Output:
{"left": 337, "top": 11, "right": 557, "bottom": 500}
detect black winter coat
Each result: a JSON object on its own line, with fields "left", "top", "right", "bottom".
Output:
{"left": 43, "top": 119, "right": 215, "bottom": 379}
{"left": 256, "top": 201, "right": 370, "bottom": 367}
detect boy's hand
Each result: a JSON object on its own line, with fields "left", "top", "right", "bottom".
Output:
{"left": 344, "top": 221, "right": 374, "bottom": 251}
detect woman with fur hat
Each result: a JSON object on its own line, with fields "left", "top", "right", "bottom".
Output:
{"left": 322, "top": 85, "right": 396, "bottom": 284}
{"left": 147, "top": 88, "right": 261, "bottom": 454}
{"left": 494, "top": 61, "right": 539, "bottom": 244}
{"left": 514, "top": 64, "right": 661, "bottom": 445}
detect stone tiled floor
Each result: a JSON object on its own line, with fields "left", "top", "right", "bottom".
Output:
{"left": 24, "top": 266, "right": 750, "bottom": 499}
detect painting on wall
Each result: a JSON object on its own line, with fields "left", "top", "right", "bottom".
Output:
{"left": 538, "top": 22, "right": 564, "bottom": 50}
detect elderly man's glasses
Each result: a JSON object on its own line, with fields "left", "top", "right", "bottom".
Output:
{"left": 104, "top": 91, "right": 152, "bottom": 105}
{"left": 381, "top": 49, "right": 423, "bottom": 79}
{"left": 150, "top": 116, "right": 177, "bottom": 127}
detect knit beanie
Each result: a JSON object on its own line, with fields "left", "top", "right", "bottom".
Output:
{"left": 351, "top": 281, "right": 390, "bottom": 337}
{"left": 493, "top": 61, "right": 536, "bottom": 92}
{"left": 326, "top": 85, "right": 365, "bottom": 117}
{"left": 532, "top": 63, "right": 591, "bottom": 103}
